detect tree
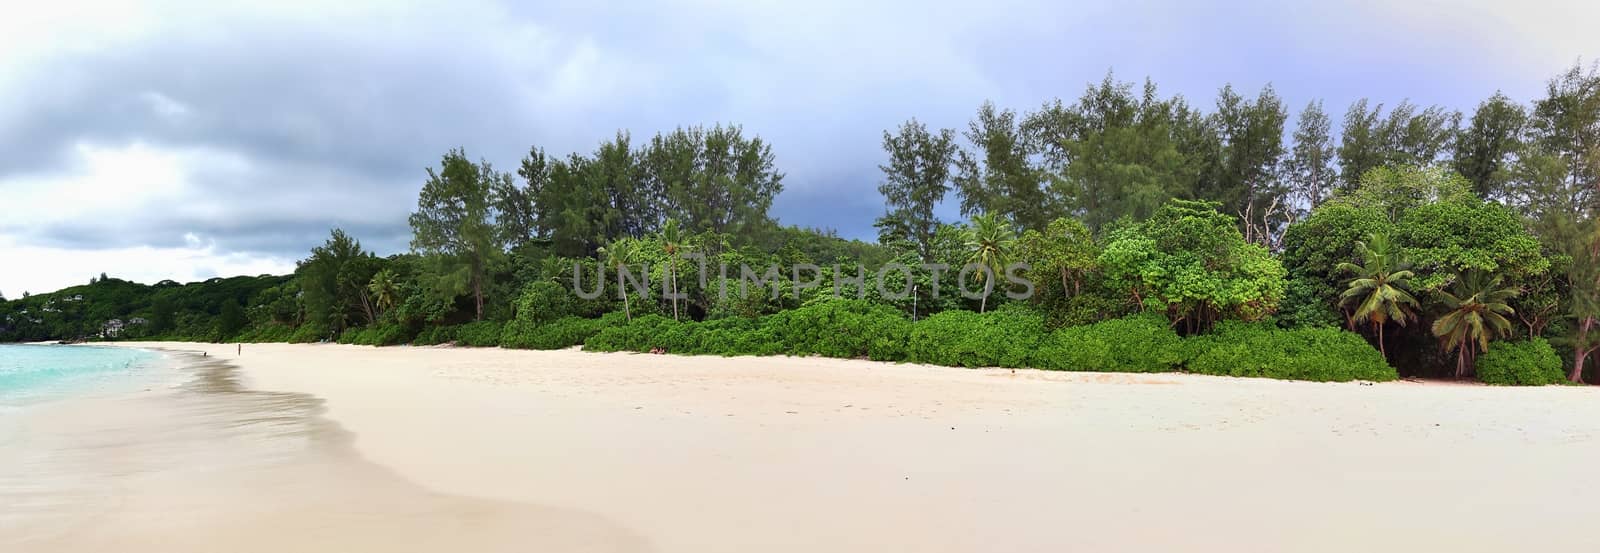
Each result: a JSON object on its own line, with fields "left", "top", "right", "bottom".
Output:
{"left": 1570, "top": 242, "right": 1600, "bottom": 382}
{"left": 1339, "top": 99, "right": 1460, "bottom": 191}
{"left": 1207, "top": 84, "right": 1289, "bottom": 247}
{"left": 1453, "top": 92, "right": 1528, "bottom": 199}
{"left": 367, "top": 269, "right": 399, "bottom": 320}
{"left": 410, "top": 148, "right": 504, "bottom": 321}
{"left": 1336, "top": 233, "right": 1418, "bottom": 359}
{"left": 874, "top": 118, "right": 957, "bottom": 260}
{"left": 1285, "top": 100, "right": 1338, "bottom": 213}
{"left": 1431, "top": 270, "right": 1520, "bottom": 379}
{"left": 962, "top": 213, "right": 1015, "bottom": 313}
{"left": 598, "top": 238, "right": 641, "bottom": 321}
{"left": 298, "top": 228, "right": 376, "bottom": 334}
{"left": 1098, "top": 199, "right": 1286, "bottom": 332}
{"left": 1344, "top": 165, "right": 1473, "bottom": 223}
{"left": 956, "top": 102, "right": 1054, "bottom": 230}
{"left": 1015, "top": 217, "right": 1097, "bottom": 298}
{"left": 648, "top": 125, "right": 784, "bottom": 239}
{"left": 217, "top": 299, "right": 246, "bottom": 340}
{"left": 657, "top": 219, "right": 687, "bottom": 320}
{"left": 1030, "top": 75, "right": 1213, "bottom": 232}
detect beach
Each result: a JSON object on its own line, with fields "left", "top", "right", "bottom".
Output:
{"left": 5, "top": 342, "right": 1599, "bottom": 552}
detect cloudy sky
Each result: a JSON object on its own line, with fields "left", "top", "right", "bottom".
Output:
{"left": 0, "top": 0, "right": 1596, "bottom": 296}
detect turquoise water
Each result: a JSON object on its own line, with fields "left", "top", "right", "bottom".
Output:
{"left": 0, "top": 345, "right": 156, "bottom": 403}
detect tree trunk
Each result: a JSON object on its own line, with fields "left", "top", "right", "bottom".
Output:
{"left": 670, "top": 264, "right": 680, "bottom": 321}
{"left": 358, "top": 289, "right": 376, "bottom": 326}
{"left": 619, "top": 273, "right": 632, "bottom": 322}
{"left": 1573, "top": 316, "right": 1595, "bottom": 383}
{"left": 473, "top": 270, "right": 484, "bottom": 321}
{"left": 980, "top": 278, "right": 992, "bottom": 313}
{"left": 1377, "top": 321, "right": 1386, "bottom": 360}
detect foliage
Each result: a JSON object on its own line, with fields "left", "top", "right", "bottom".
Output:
{"left": 410, "top": 148, "right": 506, "bottom": 321}
{"left": 337, "top": 323, "right": 414, "bottom": 346}
{"left": 1185, "top": 322, "right": 1398, "bottom": 382}
{"left": 1395, "top": 199, "right": 1548, "bottom": 290}
{"left": 453, "top": 321, "right": 505, "bottom": 347}
{"left": 762, "top": 299, "right": 911, "bottom": 361}
{"left": 904, "top": 307, "right": 1044, "bottom": 368}
{"left": 501, "top": 313, "right": 624, "bottom": 350}
{"left": 1337, "top": 233, "right": 1419, "bottom": 358}
{"left": 875, "top": 118, "right": 958, "bottom": 259}
{"left": 1475, "top": 338, "right": 1565, "bottom": 386}
{"left": 1099, "top": 199, "right": 1287, "bottom": 332}
{"left": 1031, "top": 313, "right": 1186, "bottom": 372}
{"left": 1432, "top": 271, "right": 1521, "bottom": 378}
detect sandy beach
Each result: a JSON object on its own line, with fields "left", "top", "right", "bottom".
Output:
{"left": 6, "top": 342, "right": 1600, "bottom": 552}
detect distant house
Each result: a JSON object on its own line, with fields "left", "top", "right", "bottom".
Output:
{"left": 130, "top": 317, "right": 149, "bottom": 326}
{"left": 101, "top": 319, "right": 126, "bottom": 338}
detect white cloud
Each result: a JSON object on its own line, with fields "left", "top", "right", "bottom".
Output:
{"left": 0, "top": 234, "right": 295, "bottom": 297}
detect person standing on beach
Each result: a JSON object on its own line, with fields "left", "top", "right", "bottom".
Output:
{"left": 237, "top": 344, "right": 241, "bottom": 356}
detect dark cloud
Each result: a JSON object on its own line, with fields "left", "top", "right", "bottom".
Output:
{"left": 1, "top": 0, "right": 1596, "bottom": 286}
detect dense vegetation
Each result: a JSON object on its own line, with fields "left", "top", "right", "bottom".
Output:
{"left": 5, "top": 64, "right": 1599, "bottom": 385}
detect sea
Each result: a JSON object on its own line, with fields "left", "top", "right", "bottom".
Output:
{"left": 0, "top": 344, "right": 160, "bottom": 406}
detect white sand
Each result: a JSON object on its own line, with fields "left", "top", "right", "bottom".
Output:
{"left": 32, "top": 342, "right": 1600, "bottom": 551}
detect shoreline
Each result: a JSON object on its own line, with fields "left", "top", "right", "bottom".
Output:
{"left": 1, "top": 346, "right": 647, "bottom": 552}
{"left": 69, "top": 341, "right": 1600, "bottom": 551}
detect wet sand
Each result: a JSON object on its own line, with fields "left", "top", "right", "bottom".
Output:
{"left": 0, "top": 353, "right": 645, "bottom": 552}
{"left": 10, "top": 342, "right": 1600, "bottom": 552}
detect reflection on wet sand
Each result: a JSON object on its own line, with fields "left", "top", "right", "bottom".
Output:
{"left": 1, "top": 353, "right": 647, "bottom": 553}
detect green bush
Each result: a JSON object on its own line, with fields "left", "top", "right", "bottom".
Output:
{"left": 584, "top": 314, "right": 683, "bottom": 353}
{"left": 906, "top": 306, "right": 1045, "bottom": 368}
{"left": 1185, "top": 322, "right": 1397, "bottom": 382}
{"left": 1032, "top": 313, "right": 1186, "bottom": 372}
{"left": 514, "top": 281, "right": 578, "bottom": 325}
{"left": 288, "top": 322, "right": 330, "bottom": 344}
{"left": 411, "top": 325, "right": 457, "bottom": 346}
{"left": 762, "top": 299, "right": 910, "bottom": 361}
{"left": 1476, "top": 338, "right": 1565, "bottom": 386}
{"left": 335, "top": 323, "right": 414, "bottom": 346}
{"left": 233, "top": 323, "right": 294, "bottom": 343}
{"left": 501, "top": 313, "right": 626, "bottom": 350}
{"left": 454, "top": 321, "right": 504, "bottom": 347}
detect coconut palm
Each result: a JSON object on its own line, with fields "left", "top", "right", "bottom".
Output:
{"left": 598, "top": 238, "right": 639, "bottom": 322}
{"left": 1336, "top": 233, "right": 1418, "bottom": 360}
{"left": 657, "top": 219, "right": 687, "bottom": 320}
{"left": 1432, "top": 270, "right": 1520, "bottom": 379}
{"left": 963, "top": 213, "right": 1016, "bottom": 313}
{"left": 367, "top": 269, "right": 399, "bottom": 320}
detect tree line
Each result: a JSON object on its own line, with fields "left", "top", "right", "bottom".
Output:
{"left": 2, "top": 63, "right": 1595, "bottom": 385}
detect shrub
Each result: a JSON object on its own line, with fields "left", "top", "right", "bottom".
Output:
{"left": 1032, "top": 313, "right": 1185, "bottom": 372}
{"left": 906, "top": 306, "right": 1045, "bottom": 368}
{"left": 336, "top": 323, "right": 413, "bottom": 346}
{"left": 514, "top": 281, "right": 577, "bottom": 326}
{"left": 501, "top": 313, "right": 626, "bottom": 350}
{"left": 584, "top": 314, "right": 684, "bottom": 353}
{"left": 1476, "top": 338, "right": 1565, "bottom": 386}
{"left": 762, "top": 299, "right": 910, "bottom": 361}
{"left": 1185, "top": 322, "right": 1397, "bottom": 382}
{"left": 234, "top": 323, "right": 294, "bottom": 343}
{"left": 454, "top": 321, "right": 504, "bottom": 347}
{"left": 412, "top": 325, "right": 457, "bottom": 346}
{"left": 288, "top": 323, "right": 330, "bottom": 344}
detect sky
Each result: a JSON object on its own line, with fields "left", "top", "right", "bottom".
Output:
{"left": 1, "top": 0, "right": 1597, "bottom": 296}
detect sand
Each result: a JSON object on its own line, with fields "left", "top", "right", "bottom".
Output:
{"left": 6, "top": 342, "right": 1600, "bottom": 552}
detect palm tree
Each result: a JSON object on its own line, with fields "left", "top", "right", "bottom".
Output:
{"left": 598, "top": 238, "right": 639, "bottom": 322}
{"left": 1336, "top": 233, "right": 1418, "bottom": 360}
{"left": 367, "top": 269, "right": 399, "bottom": 320}
{"left": 1432, "top": 270, "right": 1520, "bottom": 379}
{"left": 963, "top": 213, "right": 1016, "bottom": 313}
{"left": 658, "top": 219, "right": 686, "bottom": 321}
